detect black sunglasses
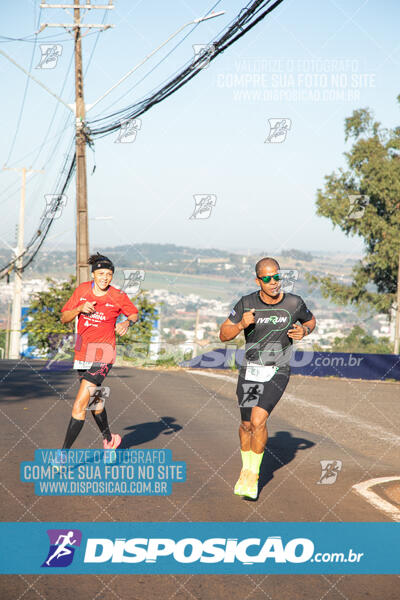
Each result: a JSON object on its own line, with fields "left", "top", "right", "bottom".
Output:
{"left": 258, "top": 274, "right": 281, "bottom": 283}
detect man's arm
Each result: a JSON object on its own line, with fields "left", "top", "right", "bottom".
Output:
{"left": 219, "top": 309, "right": 255, "bottom": 342}
{"left": 302, "top": 315, "right": 316, "bottom": 335}
{"left": 219, "top": 318, "right": 244, "bottom": 342}
{"left": 287, "top": 315, "right": 316, "bottom": 340}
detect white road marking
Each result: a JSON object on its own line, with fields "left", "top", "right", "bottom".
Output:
{"left": 188, "top": 369, "right": 400, "bottom": 520}
{"left": 187, "top": 370, "right": 236, "bottom": 383}
{"left": 187, "top": 370, "right": 400, "bottom": 445}
{"left": 284, "top": 393, "right": 400, "bottom": 446}
{"left": 352, "top": 477, "right": 400, "bottom": 522}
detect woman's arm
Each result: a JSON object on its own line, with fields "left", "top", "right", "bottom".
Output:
{"left": 60, "top": 301, "right": 96, "bottom": 324}
{"left": 115, "top": 312, "right": 139, "bottom": 336}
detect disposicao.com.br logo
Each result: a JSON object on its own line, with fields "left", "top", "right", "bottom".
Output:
{"left": 42, "top": 529, "right": 82, "bottom": 568}
{"left": 0, "top": 522, "right": 383, "bottom": 574}
{"left": 83, "top": 536, "right": 363, "bottom": 565}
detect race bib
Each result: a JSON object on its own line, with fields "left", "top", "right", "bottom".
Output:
{"left": 245, "top": 362, "right": 279, "bottom": 382}
{"left": 73, "top": 360, "right": 93, "bottom": 370}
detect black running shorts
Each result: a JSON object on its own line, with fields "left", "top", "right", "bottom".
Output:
{"left": 236, "top": 365, "right": 290, "bottom": 421}
{"left": 78, "top": 363, "right": 113, "bottom": 386}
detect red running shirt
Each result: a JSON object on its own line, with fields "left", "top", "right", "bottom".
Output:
{"left": 61, "top": 282, "right": 138, "bottom": 363}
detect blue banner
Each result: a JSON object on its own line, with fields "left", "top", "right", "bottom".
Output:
{"left": 0, "top": 522, "right": 398, "bottom": 574}
{"left": 181, "top": 349, "right": 400, "bottom": 381}
{"left": 20, "top": 449, "right": 186, "bottom": 496}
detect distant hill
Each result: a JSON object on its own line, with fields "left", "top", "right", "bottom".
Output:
{"left": 0, "top": 243, "right": 359, "bottom": 279}
{"left": 102, "top": 243, "right": 237, "bottom": 265}
{"left": 0, "top": 243, "right": 239, "bottom": 277}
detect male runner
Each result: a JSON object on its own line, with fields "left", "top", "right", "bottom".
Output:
{"left": 219, "top": 257, "right": 316, "bottom": 499}
{"left": 59, "top": 252, "right": 139, "bottom": 451}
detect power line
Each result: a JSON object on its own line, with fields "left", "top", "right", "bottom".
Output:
{"left": 87, "top": 0, "right": 285, "bottom": 137}
{"left": 4, "top": 7, "right": 42, "bottom": 165}
{"left": 0, "top": 0, "right": 285, "bottom": 279}
{"left": 0, "top": 4, "right": 107, "bottom": 259}
{"left": 30, "top": 50, "right": 75, "bottom": 169}
{"left": 21, "top": 151, "right": 76, "bottom": 272}
{"left": 0, "top": 116, "right": 72, "bottom": 206}
{"left": 0, "top": 150, "right": 76, "bottom": 280}
{"left": 3, "top": 165, "right": 44, "bottom": 359}
{"left": 85, "top": 5, "right": 108, "bottom": 74}
{"left": 0, "top": 30, "right": 101, "bottom": 43}
{"left": 39, "top": 0, "right": 115, "bottom": 285}
{"left": 23, "top": 14, "right": 106, "bottom": 221}
{"left": 91, "top": 0, "right": 224, "bottom": 118}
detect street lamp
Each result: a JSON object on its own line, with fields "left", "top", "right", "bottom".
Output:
{"left": 193, "top": 11, "right": 225, "bottom": 23}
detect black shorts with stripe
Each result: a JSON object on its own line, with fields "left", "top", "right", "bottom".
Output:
{"left": 78, "top": 363, "right": 113, "bottom": 386}
{"left": 236, "top": 365, "right": 290, "bottom": 421}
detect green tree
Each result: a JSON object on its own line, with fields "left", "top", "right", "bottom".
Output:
{"left": 24, "top": 278, "right": 157, "bottom": 356}
{"left": 307, "top": 100, "right": 400, "bottom": 317}
{"left": 117, "top": 290, "right": 157, "bottom": 353}
{"left": 330, "top": 326, "right": 392, "bottom": 354}
{"left": 24, "top": 277, "right": 76, "bottom": 352}
{"left": 0, "top": 330, "right": 6, "bottom": 356}
{"left": 281, "top": 248, "right": 313, "bottom": 261}
{"left": 167, "top": 333, "right": 186, "bottom": 345}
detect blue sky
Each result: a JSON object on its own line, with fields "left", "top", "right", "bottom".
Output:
{"left": 1, "top": 0, "right": 399, "bottom": 260}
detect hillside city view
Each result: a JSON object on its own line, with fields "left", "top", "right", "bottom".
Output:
{"left": 0, "top": 243, "right": 394, "bottom": 358}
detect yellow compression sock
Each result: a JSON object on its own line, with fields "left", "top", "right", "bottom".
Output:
{"left": 241, "top": 450, "right": 252, "bottom": 471}
{"left": 250, "top": 450, "right": 264, "bottom": 474}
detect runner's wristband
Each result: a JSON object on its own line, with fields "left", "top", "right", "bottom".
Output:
{"left": 303, "top": 325, "right": 310, "bottom": 336}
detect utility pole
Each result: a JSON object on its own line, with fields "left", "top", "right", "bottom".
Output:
{"left": 74, "top": 2, "right": 89, "bottom": 285}
{"left": 40, "top": 1, "right": 114, "bottom": 284}
{"left": 5, "top": 301, "right": 11, "bottom": 359}
{"left": 3, "top": 166, "right": 44, "bottom": 359}
{"left": 394, "top": 251, "right": 400, "bottom": 354}
{"left": 193, "top": 308, "right": 201, "bottom": 356}
{"left": 0, "top": 3, "right": 223, "bottom": 289}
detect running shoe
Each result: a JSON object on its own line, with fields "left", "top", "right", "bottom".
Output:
{"left": 103, "top": 433, "right": 121, "bottom": 450}
{"left": 234, "top": 469, "right": 250, "bottom": 496}
{"left": 51, "top": 449, "right": 67, "bottom": 473}
{"left": 242, "top": 471, "right": 259, "bottom": 500}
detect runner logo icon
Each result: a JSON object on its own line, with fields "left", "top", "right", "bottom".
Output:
{"left": 189, "top": 194, "right": 217, "bottom": 219}
{"left": 241, "top": 383, "right": 264, "bottom": 407}
{"left": 41, "top": 529, "right": 82, "bottom": 568}
{"left": 317, "top": 460, "right": 342, "bottom": 485}
{"left": 265, "top": 118, "right": 291, "bottom": 143}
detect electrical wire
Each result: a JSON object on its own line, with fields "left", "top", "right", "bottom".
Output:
{"left": 91, "top": 0, "right": 224, "bottom": 119}
{"left": 0, "top": 30, "right": 100, "bottom": 43}
{"left": 0, "top": 4, "right": 111, "bottom": 276}
{"left": 0, "top": 7, "right": 108, "bottom": 260}
{"left": 87, "top": 0, "right": 284, "bottom": 137}
{"left": 18, "top": 8, "right": 109, "bottom": 251}
{"left": 0, "top": 150, "right": 76, "bottom": 279}
{"left": 4, "top": 7, "right": 42, "bottom": 166}
{"left": 21, "top": 149, "right": 76, "bottom": 272}
{"left": 0, "top": 0, "right": 285, "bottom": 279}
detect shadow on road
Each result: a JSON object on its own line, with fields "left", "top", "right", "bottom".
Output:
{"left": 255, "top": 430, "right": 315, "bottom": 498}
{"left": 0, "top": 360, "right": 77, "bottom": 404}
{"left": 121, "top": 416, "right": 182, "bottom": 448}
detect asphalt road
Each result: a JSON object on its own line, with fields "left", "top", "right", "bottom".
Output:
{"left": 0, "top": 359, "right": 399, "bottom": 599}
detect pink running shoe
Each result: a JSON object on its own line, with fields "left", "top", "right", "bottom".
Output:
{"left": 103, "top": 433, "right": 122, "bottom": 450}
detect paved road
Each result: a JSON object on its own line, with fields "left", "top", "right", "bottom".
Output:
{"left": 0, "top": 360, "right": 399, "bottom": 599}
